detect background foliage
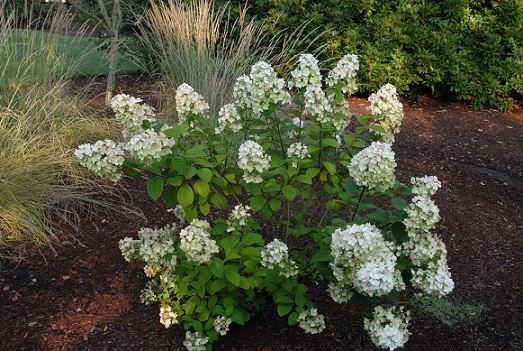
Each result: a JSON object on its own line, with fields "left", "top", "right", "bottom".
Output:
{"left": 216, "top": 0, "right": 523, "bottom": 111}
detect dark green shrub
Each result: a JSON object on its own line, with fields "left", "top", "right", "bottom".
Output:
{"left": 222, "top": 0, "right": 523, "bottom": 111}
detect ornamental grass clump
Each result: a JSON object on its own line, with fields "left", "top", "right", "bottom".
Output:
{"left": 138, "top": 0, "right": 323, "bottom": 122}
{"left": 77, "top": 53, "right": 456, "bottom": 350}
{"left": 0, "top": 5, "right": 119, "bottom": 260}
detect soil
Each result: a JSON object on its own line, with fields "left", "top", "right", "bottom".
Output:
{"left": 1, "top": 75, "right": 522, "bottom": 351}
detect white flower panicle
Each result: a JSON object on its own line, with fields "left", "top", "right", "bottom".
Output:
{"left": 401, "top": 175, "right": 453, "bottom": 296}
{"left": 110, "top": 94, "right": 156, "bottom": 132}
{"left": 411, "top": 175, "right": 441, "bottom": 197}
{"left": 348, "top": 141, "right": 397, "bottom": 192}
{"left": 75, "top": 139, "right": 125, "bottom": 182}
{"left": 175, "top": 83, "right": 210, "bottom": 125}
{"left": 237, "top": 140, "right": 271, "bottom": 183}
{"left": 119, "top": 223, "right": 180, "bottom": 274}
{"left": 403, "top": 195, "right": 440, "bottom": 234}
{"left": 261, "top": 239, "right": 298, "bottom": 278}
{"left": 303, "top": 85, "right": 334, "bottom": 124}
{"left": 368, "top": 84, "right": 404, "bottom": 143}
{"left": 179, "top": 220, "right": 219, "bottom": 264}
{"left": 214, "top": 315, "right": 232, "bottom": 336}
{"left": 125, "top": 128, "right": 175, "bottom": 165}
{"left": 227, "top": 204, "right": 252, "bottom": 232}
{"left": 330, "top": 223, "right": 400, "bottom": 297}
{"left": 292, "top": 117, "right": 305, "bottom": 128}
{"left": 297, "top": 308, "right": 326, "bottom": 334}
{"left": 327, "top": 281, "right": 354, "bottom": 303}
{"left": 234, "top": 61, "right": 290, "bottom": 115}
{"left": 168, "top": 204, "right": 186, "bottom": 223}
{"left": 261, "top": 238, "right": 288, "bottom": 269}
{"left": 183, "top": 331, "right": 209, "bottom": 351}
{"left": 329, "top": 97, "right": 351, "bottom": 131}
{"left": 411, "top": 260, "right": 454, "bottom": 297}
{"left": 216, "top": 103, "right": 242, "bottom": 134}
{"left": 159, "top": 305, "right": 178, "bottom": 328}
{"left": 140, "top": 280, "right": 158, "bottom": 305}
{"left": 406, "top": 232, "right": 447, "bottom": 266}
{"left": 289, "top": 54, "right": 322, "bottom": 89}
{"left": 364, "top": 305, "right": 411, "bottom": 351}
{"left": 326, "top": 54, "right": 360, "bottom": 95}
{"left": 287, "top": 142, "right": 310, "bottom": 167}
{"left": 232, "top": 74, "right": 253, "bottom": 110}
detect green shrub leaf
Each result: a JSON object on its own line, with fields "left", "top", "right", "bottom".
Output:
{"left": 147, "top": 176, "right": 164, "bottom": 201}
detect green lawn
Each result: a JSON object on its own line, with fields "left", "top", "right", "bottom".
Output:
{"left": 2, "top": 29, "right": 142, "bottom": 82}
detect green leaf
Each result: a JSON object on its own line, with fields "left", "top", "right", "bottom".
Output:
{"left": 282, "top": 185, "right": 298, "bottom": 201}
{"left": 198, "top": 168, "right": 213, "bottom": 182}
{"left": 391, "top": 222, "right": 409, "bottom": 243}
{"left": 288, "top": 312, "right": 299, "bottom": 326}
{"left": 277, "top": 303, "right": 293, "bottom": 317}
{"left": 294, "top": 174, "right": 312, "bottom": 184}
{"left": 231, "top": 309, "right": 245, "bottom": 325}
{"left": 295, "top": 294, "right": 307, "bottom": 308}
{"left": 147, "top": 176, "right": 164, "bottom": 201}
{"left": 250, "top": 196, "right": 267, "bottom": 211}
{"left": 262, "top": 205, "right": 273, "bottom": 220}
{"left": 211, "top": 193, "right": 227, "bottom": 209}
{"left": 387, "top": 290, "right": 401, "bottom": 303}
{"left": 185, "top": 148, "right": 207, "bottom": 158}
{"left": 326, "top": 199, "right": 340, "bottom": 211}
{"left": 193, "top": 179, "right": 210, "bottom": 197}
{"left": 322, "top": 138, "right": 339, "bottom": 148}
{"left": 167, "top": 175, "right": 183, "bottom": 186}
{"left": 163, "top": 124, "right": 189, "bottom": 138}
{"left": 322, "top": 161, "right": 337, "bottom": 175}
{"left": 240, "top": 246, "right": 262, "bottom": 259}
{"left": 164, "top": 186, "right": 177, "bottom": 207}
{"left": 208, "top": 295, "right": 218, "bottom": 310}
{"left": 177, "top": 184, "right": 195, "bottom": 207}
{"left": 224, "top": 265, "right": 241, "bottom": 287}
{"left": 208, "top": 278, "right": 227, "bottom": 294}
{"left": 392, "top": 198, "right": 408, "bottom": 212}
{"left": 200, "top": 202, "right": 211, "bottom": 215}
{"left": 170, "top": 157, "right": 188, "bottom": 176}
{"left": 370, "top": 124, "right": 387, "bottom": 134}
{"left": 240, "top": 232, "right": 264, "bottom": 246}
{"left": 210, "top": 260, "right": 224, "bottom": 278}
{"left": 269, "top": 198, "right": 282, "bottom": 211}
{"left": 306, "top": 167, "right": 321, "bottom": 178}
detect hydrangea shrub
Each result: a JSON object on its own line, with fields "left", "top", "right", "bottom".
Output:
{"left": 76, "top": 54, "right": 455, "bottom": 351}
